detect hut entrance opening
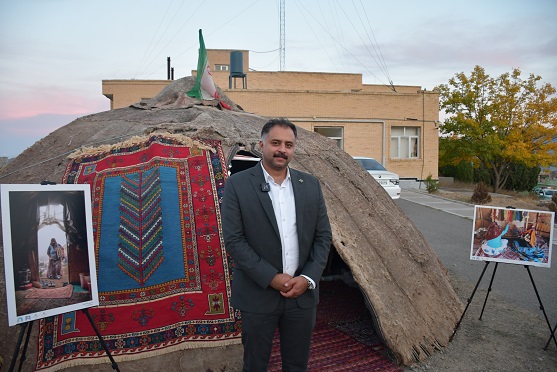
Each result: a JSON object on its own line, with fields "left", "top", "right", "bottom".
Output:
{"left": 229, "top": 149, "right": 260, "bottom": 175}
{"left": 37, "top": 211, "right": 68, "bottom": 286}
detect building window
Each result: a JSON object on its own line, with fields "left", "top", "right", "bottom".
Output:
{"left": 391, "top": 127, "right": 419, "bottom": 158}
{"left": 214, "top": 64, "right": 229, "bottom": 71}
{"left": 314, "top": 127, "right": 343, "bottom": 149}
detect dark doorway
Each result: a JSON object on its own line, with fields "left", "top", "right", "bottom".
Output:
{"left": 229, "top": 149, "right": 260, "bottom": 175}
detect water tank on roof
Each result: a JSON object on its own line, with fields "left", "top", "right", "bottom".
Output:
{"left": 230, "top": 51, "right": 244, "bottom": 77}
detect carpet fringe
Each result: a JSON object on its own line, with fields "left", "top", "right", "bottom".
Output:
{"left": 67, "top": 132, "right": 215, "bottom": 159}
{"left": 36, "top": 338, "right": 242, "bottom": 371}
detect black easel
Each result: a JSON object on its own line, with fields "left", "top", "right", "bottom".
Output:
{"left": 450, "top": 261, "right": 491, "bottom": 342}
{"left": 545, "top": 321, "right": 557, "bottom": 350}
{"left": 81, "top": 308, "right": 120, "bottom": 371}
{"left": 8, "top": 321, "right": 33, "bottom": 372}
{"left": 9, "top": 309, "right": 120, "bottom": 372}
{"left": 451, "top": 261, "right": 557, "bottom": 350}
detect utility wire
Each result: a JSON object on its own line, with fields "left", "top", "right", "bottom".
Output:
{"left": 250, "top": 54, "right": 280, "bottom": 70}
{"left": 292, "top": 0, "right": 338, "bottom": 72}
{"left": 133, "top": 0, "right": 176, "bottom": 79}
{"left": 316, "top": 1, "right": 346, "bottom": 72}
{"left": 294, "top": 0, "right": 391, "bottom": 89}
{"left": 245, "top": 48, "right": 280, "bottom": 71}
{"left": 329, "top": 1, "right": 352, "bottom": 71}
{"left": 141, "top": 0, "right": 263, "bottom": 79}
{"left": 350, "top": 0, "right": 389, "bottom": 77}
{"left": 337, "top": 1, "right": 391, "bottom": 85}
{"left": 356, "top": 0, "right": 393, "bottom": 86}
{"left": 136, "top": 0, "right": 205, "bottom": 79}
{"left": 251, "top": 48, "right": 280, "bottom": 53}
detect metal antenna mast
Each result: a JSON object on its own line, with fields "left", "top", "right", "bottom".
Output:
{"left": 279, "top": 0, "right": 285, "bottom": 71}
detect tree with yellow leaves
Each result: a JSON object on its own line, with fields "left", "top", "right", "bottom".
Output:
{"left": 436, "top": 65, "right": 557, "bottom": 193}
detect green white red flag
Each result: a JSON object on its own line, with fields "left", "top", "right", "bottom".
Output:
{"left": 187, "top": 29, "right": 230, "bottom": 109}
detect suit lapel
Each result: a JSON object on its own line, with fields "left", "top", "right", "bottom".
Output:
{"left": 290, "top": 169, "right": 306, "bottom": 239}
{"left": 249, "top": 165, "right": 280, "bottom": 238}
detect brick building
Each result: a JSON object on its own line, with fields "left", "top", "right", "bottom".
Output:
{"left": 102, "top": 49, "right": 440, "bottom": 183}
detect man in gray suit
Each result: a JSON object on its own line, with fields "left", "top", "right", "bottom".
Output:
{"left": 222, "top": 118, "right": 332, "bottom": 371}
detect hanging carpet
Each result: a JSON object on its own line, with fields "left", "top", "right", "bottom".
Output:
{"left": 35, "top": 134, "right": 240, "bottom": 371}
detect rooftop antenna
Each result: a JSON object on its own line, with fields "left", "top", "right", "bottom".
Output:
{"left": 279, "top": 0, "right": 285, "bottom": 71}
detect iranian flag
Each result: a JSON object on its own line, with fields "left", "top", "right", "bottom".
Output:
{"left": 187, "top": 29, "right": 230, "bottom": 109}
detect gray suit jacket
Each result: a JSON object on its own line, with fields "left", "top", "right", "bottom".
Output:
{"left": 221, "top": 164, "right": 332, "bottom": 313}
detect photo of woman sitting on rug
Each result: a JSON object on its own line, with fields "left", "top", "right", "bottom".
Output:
{"left": 470, "top": 206, "right": 553, "bottom": 267}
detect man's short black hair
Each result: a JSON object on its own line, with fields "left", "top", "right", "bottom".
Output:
{"left": 261, "top": 118, "right": 297, "bottom": 139}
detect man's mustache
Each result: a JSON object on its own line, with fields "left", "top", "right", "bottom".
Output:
{"left": 273, "top": 152, "right": 288, "bottom": 159}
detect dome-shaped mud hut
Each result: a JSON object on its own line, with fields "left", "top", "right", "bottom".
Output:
{"left": 0, "top": 77, "right": 463, "bottom": 371}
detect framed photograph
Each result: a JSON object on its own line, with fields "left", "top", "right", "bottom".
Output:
{"left": 470, "top": 205, "right": 554, "bottom": 268}
{"left": 1, "top": 184, "right": 98, "bottom": 326}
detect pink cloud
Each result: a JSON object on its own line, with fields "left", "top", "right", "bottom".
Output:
{"left": 0, "top": 89, "right": 107, "bottom": 121}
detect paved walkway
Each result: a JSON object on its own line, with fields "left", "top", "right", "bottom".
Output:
{"left": 399, "top": 189, "right": 475, "bottom": 219}
{"left": 399, "top": 188, "right": 557, "bottom": 246}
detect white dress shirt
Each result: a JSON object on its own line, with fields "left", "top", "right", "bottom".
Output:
{"left": 261, "top": 164, "right": 315, "bottom": 288}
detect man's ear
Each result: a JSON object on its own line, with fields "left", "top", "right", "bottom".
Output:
{"left": 258, "top": 140, "right": 263, "bottom": 150}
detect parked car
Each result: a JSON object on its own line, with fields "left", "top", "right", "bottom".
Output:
{"left": 353, "top": 156, "right": 401, "bottom": 199}
{"left": 532, "top": 186, "right": 549, "bottom": 195}
{"left": 537, "top": 188, "right": 556, "bottom": 201}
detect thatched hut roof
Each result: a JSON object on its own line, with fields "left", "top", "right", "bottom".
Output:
{"left": 0, "top": 77, "right": 462, "bottom": 368}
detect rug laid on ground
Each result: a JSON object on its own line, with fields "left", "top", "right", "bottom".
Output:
{"left": 268, "top": 280, "right": 402, "bottom": 371}
{"left": 35, "top": 134, "right": 240, "bottom": 371}
{"left": 25, "top": 285, "right": 73, "bottom": 299}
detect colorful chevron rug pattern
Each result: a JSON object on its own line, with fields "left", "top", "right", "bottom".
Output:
{"left": 35, "top": 134, "right": 240, "bottom": 371}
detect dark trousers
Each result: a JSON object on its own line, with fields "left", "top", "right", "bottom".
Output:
{"left": 241, "top": 297, "right": 316, "bottom": 372}
{"left": 47, "top": 259, "right": 60, "bottom": 278}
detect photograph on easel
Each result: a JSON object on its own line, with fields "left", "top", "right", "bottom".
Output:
{"left": 1, "top": 184, "right": 98, "bottom": 326}
{"left": 470, "top": 205, "right": 554, "bottom": 268}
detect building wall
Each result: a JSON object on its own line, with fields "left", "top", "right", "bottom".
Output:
{"left": 216, "top": 70, "right": 363, "bottom": 91}
{"left": 102, "top": 80, "right": 170, "bottom": 110}
{"left": 101, "top": 50, "right": 440, "bottom": 180}
{"left": 205, "top": 49, "right": 249, "bottom": 73}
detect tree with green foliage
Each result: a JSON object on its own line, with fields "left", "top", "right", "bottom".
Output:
{"left": 436, "top": 66, "right": 557, "bottom": 193}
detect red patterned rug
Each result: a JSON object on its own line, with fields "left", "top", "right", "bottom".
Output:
{"left": 269, "top": 280, "right": 401, "bottom": 371}
{"left": 35, "top": 134, "right": 240, "bottom": 371}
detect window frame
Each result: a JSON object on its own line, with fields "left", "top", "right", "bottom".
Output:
{"left": 390, "top": 126, "right": 420, "bottom": 159}
{"left": 214, "top": 64, "right": 229, "bottom": 71}
{"left": 313, "top": 126, "right": 344, "bottom": 150}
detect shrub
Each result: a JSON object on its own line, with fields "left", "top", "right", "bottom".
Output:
{"left": 424, "top": 174, "right": 439, "bottom": 194}
{"left": 505, "top": 163, "right": 540, "bottom": 192}
{"left": 471, "top": 182, "right": 492, "bottom": 204}
{"left": 439, "top": 161, "right": 474, "bottom": 183}
{"left": 549, "top": 193, "right": 557, "bottom": 224}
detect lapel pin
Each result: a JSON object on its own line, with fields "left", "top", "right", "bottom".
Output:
{"left": 299, "top": 179, "right": 303, "bottom": 183}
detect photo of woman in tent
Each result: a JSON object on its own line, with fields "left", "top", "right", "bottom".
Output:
{"left": 46, "top": 237, "right": 65, "bottom": 279}
{"left": 470, "top": 206, "right": 554, "bottom": 268}
{"left": 1, "top": 184, "right": 98, "bottom": 326}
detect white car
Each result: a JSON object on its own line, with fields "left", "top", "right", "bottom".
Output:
{"left": 353, "top": 156, "right": 401, "bottom": 199}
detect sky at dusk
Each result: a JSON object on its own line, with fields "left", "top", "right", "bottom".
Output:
{"left": 1, "top": 0, "right": 556, "bottom": 158}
